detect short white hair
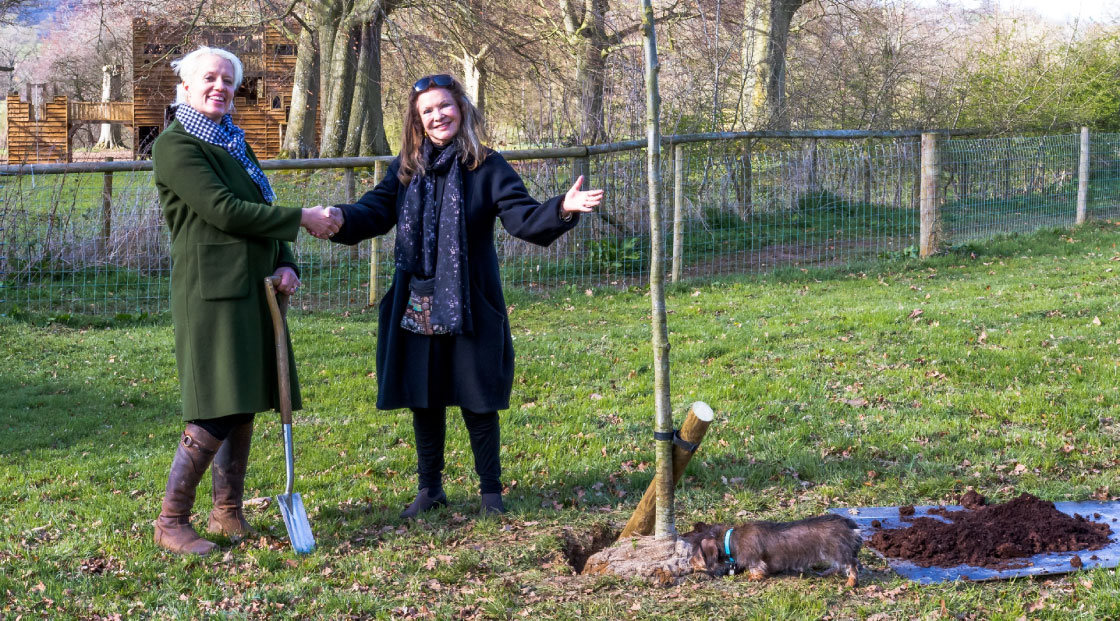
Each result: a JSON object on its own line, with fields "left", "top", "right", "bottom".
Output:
{"left": 171, "top": 46, "right": 244, "bottom": 105}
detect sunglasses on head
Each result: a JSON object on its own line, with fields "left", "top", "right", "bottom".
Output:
{"left": 413, "top": 74, "right": 455, "bottom": 93}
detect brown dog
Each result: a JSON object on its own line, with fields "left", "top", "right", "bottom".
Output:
{"left": 682, "top": 515, "right": 862, "bottom": 586}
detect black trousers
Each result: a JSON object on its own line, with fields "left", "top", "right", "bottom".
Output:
{"left": 189, "top": 413, "right": 255, "bottom": 442}
{"left": 412, "top": 407, "right": 501, "bottom": 495}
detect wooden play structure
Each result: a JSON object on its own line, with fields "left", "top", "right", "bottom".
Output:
{"left": 5, "top": 89, "right": 73, "bottom": 163}
{"left": 4, "top": 19, "right": 308, "bottom": 165}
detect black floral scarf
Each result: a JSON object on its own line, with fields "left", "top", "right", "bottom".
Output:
{"left": 395, "top": 139, "right": 471, "bottom": 335}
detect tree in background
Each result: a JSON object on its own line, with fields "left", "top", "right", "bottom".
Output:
{"left": 742, "top": 0, "right": 809, "bottom": 129}
{"left": 305, "top": 0, "right": 401, "bottom": 158}
{"left": 952, "top": 19, "right": 1120, "bottom": 133}
{"left": 9, "top": 0, "right": 1120, "bottom": 159}
{"left": 543, "top": 0, "right": 691, "bottom": 144}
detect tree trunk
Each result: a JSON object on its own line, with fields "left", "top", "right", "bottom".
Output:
{"left": 576, "top": 33, "right": 607, "bottom": 143}
{"left": 320, "top": 22, "right": 360, "bottom": 158}
{"left": 708, "top": 0, "right": 723, "bottom": 132}
{"left": 748, "top": 0, "right": 807, "bottom": 129}
{"left": 343, "top": 20, "right": 372, "bottom": 157}
{"left": 342, "top": 8, "right": 393, "bottom": 158}
{"left": 640, "top": 0, "right": 674, "bottom": 540}
{"left": 359, "top": 16, "right": 391, "bottom": 155}
{"left": 563, "top": 0, "right": 610, "bottom": 144}
{"left": 316, "top": 1, "right": 342, "bottom": 132}
{"left": 94, "top": 64, "right": 121, "bottom": 150}
{"left": 460, "top": 47, "right": 490, "bottom": 118}
{"left": 738, "top": 0, "right": 765, "bottom": 129}
{"left": 282, "top": 26, "right": 319, "bottom": 158}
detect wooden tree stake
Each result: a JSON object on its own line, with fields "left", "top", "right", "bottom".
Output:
{"left": 620, "top": 402, "right": 715, "bottom": 539}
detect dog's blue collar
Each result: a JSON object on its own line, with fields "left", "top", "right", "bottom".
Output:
{"left": 723, "top": 528, "right": 735, "bottom": 564}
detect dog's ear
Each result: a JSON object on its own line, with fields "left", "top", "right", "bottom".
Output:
{"left": 700, "top": 537, "right": 720, "bottom": 569}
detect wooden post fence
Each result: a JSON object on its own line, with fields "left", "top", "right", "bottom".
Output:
{"left": 861, "top": 142, "right": 872, "bottom": 206}
{"left": 1077, "top": 127, "right": 1089, "bottom": 225}
{"left": 742, "top": 139, "right": 753, "bottom": 220}
{"left": 919, "top": 133, "right": 941, "bottom": 258}
{"left": 369, "top": 161, "right": 384, "bottom": 306}
{"left": 343, "top": 167, "right": 359, "bottom": 261}
{"left": 101, "top": 157, "right": 113, "bottom": 256}
{"left": 671, "top": 144, "right": 684, "bottom": 282}
{"left": 571, "top": 155, "right": 590, "bottom": 187}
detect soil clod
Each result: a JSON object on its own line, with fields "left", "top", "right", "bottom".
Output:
{"left": 959, "top": 490, "right": 987, "bottom": 510}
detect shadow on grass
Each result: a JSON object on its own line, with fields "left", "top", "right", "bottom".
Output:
{"left": 0, "top": 369, "right": 173, "bottom": 455}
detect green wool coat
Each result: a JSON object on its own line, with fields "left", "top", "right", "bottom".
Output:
{"left": 153, "top": 120, "right": 303, "bottom": 421}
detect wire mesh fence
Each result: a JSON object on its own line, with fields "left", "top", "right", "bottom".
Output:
{"left": 1, "top": 131, "right": 1117, "bottom": 315}
{"left": 940, "top": 135, "right": 1081, "bottom": 240}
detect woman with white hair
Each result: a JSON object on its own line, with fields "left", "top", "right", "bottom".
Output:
{"left": 150, "top": 46, "right": 338, "bottom": 555}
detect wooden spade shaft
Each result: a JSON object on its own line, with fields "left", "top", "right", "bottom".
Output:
{"left": 263, "top": 277, "right": 292, "bottom": 425}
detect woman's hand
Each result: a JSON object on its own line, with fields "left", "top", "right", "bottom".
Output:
{"left": 561, "top": 175, "right": 604, "bottom": 218}
{"left": 301, "top": 206, "right": 343, "bottom": 239}
{"left": 272, "top": 266, "right": 300, "bottom": 296}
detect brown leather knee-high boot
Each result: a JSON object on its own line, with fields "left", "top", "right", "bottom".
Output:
{"left": 153, "top": 424, "right": 221, "bottom": 555}
{"left": 207, "top": 420, "right": 258, "bottom": 539}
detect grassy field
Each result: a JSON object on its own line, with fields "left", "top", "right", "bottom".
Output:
{"left": 2, "top": 222, "right": 1120, "bottom": 618}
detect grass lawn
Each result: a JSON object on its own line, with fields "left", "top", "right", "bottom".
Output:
{"left": 2, "top": 222, "right": 1120, "bottom": 618}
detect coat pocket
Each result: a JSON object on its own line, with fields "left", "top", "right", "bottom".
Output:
{"left": 197, "top": 240, "right": 249, "bottom": 300}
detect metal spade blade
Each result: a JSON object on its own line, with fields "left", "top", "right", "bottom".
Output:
{"left": 276, "top": 423, "right": 315, "bottom": 554}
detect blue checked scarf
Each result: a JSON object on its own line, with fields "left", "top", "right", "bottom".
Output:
{"left": 173, "top": 104, "right": 276, "bottom": 204}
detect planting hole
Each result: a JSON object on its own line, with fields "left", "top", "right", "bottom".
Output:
{"left": 559, "top": 524, "right": 619, "bottom": 573}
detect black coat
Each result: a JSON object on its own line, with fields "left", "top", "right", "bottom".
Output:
{"left": 332, "top": 151, "right": 579, "bottom": 412}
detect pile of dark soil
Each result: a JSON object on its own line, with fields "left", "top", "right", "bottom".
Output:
{"left": 869, "top": 492, "right": 1113, "bottom": 569}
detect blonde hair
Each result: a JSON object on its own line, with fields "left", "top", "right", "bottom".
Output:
{"left": 171, "top": 46, "right": 244, "bottom": 108}
{"left": 398, "top": 75, "right": 488, "bottom": 184}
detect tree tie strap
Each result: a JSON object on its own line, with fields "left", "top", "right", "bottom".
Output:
{"left": 652, "top": 429, "right": 700, "bottom": 454}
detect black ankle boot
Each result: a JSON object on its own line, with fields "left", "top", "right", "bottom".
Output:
{"left": 480, "top": 493, "right": 505, "bottom": 515}
{"left": 400, "top": 487, "right": 448, "bottom": 519}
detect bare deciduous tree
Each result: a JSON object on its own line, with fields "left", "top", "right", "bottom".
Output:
{"left": 743, "top": 0, "right": 809, "bottom": 129}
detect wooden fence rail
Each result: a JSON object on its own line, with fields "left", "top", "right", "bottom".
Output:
{"left": 1, "top": 127, "right": 1111, "bottom": 315}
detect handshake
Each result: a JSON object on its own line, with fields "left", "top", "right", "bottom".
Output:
{"left": 300, "top": 206, "right": 345, "bottom": 240}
